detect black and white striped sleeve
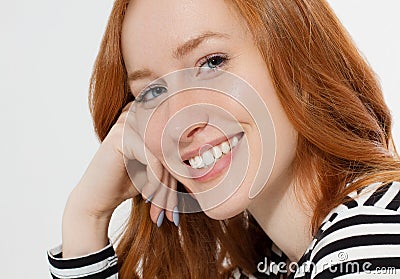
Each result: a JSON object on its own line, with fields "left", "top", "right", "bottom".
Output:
{"left": 47, "top": 241, "right": 119, "bottom": 279}
{"left": 308, "top": 181, "right": 400, "bottom": 278}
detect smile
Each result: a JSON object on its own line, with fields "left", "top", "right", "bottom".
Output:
{"left": 183, "top": 132, "right": 244, "bottom": 169}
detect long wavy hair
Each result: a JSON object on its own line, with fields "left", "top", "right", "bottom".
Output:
{"left": 88, "top": 0, "right": 400, "bottom": 278}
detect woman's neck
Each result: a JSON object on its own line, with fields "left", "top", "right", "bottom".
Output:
{"left": 247, "top": 169, "right": 313, "bottom": 263}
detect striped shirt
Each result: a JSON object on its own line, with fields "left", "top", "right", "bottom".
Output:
{"left": 48, "top": 181, "right": 400, "bottom": 278}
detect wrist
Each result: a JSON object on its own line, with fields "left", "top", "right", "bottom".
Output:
{"left": 61, "top": 188, "right": 112, "bottom": 258}
{"left": 67, "top": 184, "right": 115, "bottom": 220}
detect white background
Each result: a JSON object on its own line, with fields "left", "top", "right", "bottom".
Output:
{"left": 0, "top": 1, "right": 399, "bottom": 278}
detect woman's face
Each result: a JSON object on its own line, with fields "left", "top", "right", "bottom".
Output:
{"left": 121, "top": 0, "right": 298, "bottom": 219}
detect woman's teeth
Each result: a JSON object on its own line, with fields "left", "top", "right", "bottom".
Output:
{"left": 187, "top": 135, "right": 240, "bottom": 169}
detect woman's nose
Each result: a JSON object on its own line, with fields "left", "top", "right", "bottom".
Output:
{"left": 163, "top": 101, "right": 209, "bottom": 143}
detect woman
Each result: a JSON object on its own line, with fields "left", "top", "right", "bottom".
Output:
{"left": 48, "top": 0, "right": 400, "bottom": 278}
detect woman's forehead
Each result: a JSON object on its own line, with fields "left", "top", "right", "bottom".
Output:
{"left": 122, "top": 0, "right": 240, "bottom": 33}
{"left": 120, "top": 0, "right": 247, "bottom": 67}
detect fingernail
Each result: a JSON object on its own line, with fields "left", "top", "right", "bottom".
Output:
{"left": 157, "top": 210, "right": 165, "bottom": 227}
{"left": 145, "top": 193, "right": 154, "bottom": 204}
{"left": 173, "top": 206, "right": 179, "bottom": 227}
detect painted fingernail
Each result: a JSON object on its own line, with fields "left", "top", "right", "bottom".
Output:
{"left": 173, "top": 206, "right": 179, "bottom": 227}
{"left": 157, "top": 210, "right": 165, "bottom": 227}
{"left": 145, "top": 193, "right": 154, "bottom": 204}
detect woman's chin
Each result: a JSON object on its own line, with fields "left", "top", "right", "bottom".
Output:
{"left": 202, "top": 203, "right": 246, "bottom": 220}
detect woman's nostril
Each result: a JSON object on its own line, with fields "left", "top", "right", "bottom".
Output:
{"left": 187, "top": 127, "right": 201, "bottom": 138}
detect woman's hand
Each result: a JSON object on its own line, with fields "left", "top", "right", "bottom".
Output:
{"left": 61, "top": 102, "right": 178, "bottom": 258}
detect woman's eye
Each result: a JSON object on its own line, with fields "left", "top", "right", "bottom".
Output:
{"left": 201, "top": 55, "right": 226, "bottom": 68}
{"left": 137, "top": 86, "right": 167, "bottom": 103}
{"left": 197, "top": 54, "right": 228, "bottom": 75}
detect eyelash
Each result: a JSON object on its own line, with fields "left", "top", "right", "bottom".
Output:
{"left": 196, "top": 53, "right": 229, "bottom": 71}
{"left": 135, "top": 84, "right": 167, "bottom": 103}
{"left": 134, "top": 53, "right": 230, "bottom": 103}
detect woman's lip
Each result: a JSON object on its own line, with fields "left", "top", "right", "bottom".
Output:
{"left": 185, "top": 133, "right": 244, "bottom": 182}
{"left": 181, "top": 132, "right": 244, "bottom": 162}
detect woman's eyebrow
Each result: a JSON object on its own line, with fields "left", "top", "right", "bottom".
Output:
{"left": 127, "top": 31, "right": 230, "bottom": 83}
{"left": 127, "top": 69, "right": 154, "bottom": 83}
{"left": 173, "top": 31, "right": 230, "bottom": 59}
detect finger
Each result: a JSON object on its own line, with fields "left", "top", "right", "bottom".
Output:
{"left": 149, "top": 202, "right": 164, "bottom": 226}
{"left": 165, "top": 174, "right": 178, "bottom": 224}
{"left": 120, "top": 103, "right": 154, "bottom": 165}
{"left": 121, "top": 125, "right": 153, "bottom": 195}
{"left": 149, "top": 168, "right": 169, "bottom": 226}
{"left": 125, "top": 159, "right": 147, "bottom": 194}
{"left": 121, "top": 122, "right": 146, "bottom": 163}
{"left": 122, "top": 102, "right": 140, "bottom": 133}
{"left": 140, "top": 161, "right": 162, "bottom": 203}
{"left": 141, "top": 182, "right": 154, "bottom": 204}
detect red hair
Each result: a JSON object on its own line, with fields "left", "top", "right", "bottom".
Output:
{"left": 89, "top": 0, "right": 400, "bottom": 277}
